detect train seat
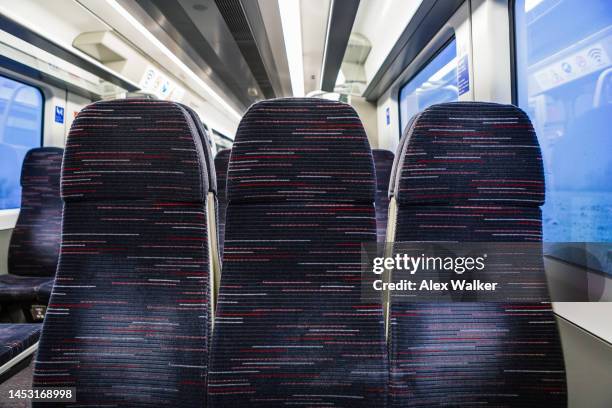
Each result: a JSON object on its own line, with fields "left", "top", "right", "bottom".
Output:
{"left": 0, "top": 147, "right": 63, "bottom": 304}
{"left": 387, "top": 102, "right": 567, "bottom": 407}
{"left": 213, "top": 148, "right": 230, "bottom": 256}
{"left": 208, "top": 98, "right": 388, "bottom": 407}
{"left": 32, "top": 99, "right": 214, "bottom": 406}
{"left": 372, "top": 149, "right": 394, "bottom": 242}
{"left": 0, "top": 323, "right": 40, "bottom": 380}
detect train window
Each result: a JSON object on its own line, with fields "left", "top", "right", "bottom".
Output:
{"left": 0, "top": 75, "right": 43, "bottom": 210}
{"left": 515, "top": 0, "right": 612, "bottom": 246}
{"left": 212, "top": 129, "right": 233, "bottom": 151}
{"left": 399, "top": 38, "right": 459, "bottom": 132}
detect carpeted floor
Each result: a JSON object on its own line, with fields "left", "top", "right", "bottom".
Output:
{"left": 0, "top": 360, "right": 34, "bottom": 407}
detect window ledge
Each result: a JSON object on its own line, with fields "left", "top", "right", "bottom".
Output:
{"left": 0, "top": 209, "right": 19, "bottom": 230}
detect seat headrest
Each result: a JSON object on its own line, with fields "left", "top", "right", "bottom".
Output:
{"left": 395, "top": 102, "right": 544, "bottom": 206}
{"left": 20, "top": 147, "right": 63, "bottom": 188}
{"left": 227, "top": 98, "right": 375, "bottom": 203}
{"left": 215, "top": 148, "right": 231, "bottom": 162}
{"left": 372, "top": 149, "right": 394, "bottom": 166}
{"left": 61, "top": 99, "right": 209, "bottom": 202}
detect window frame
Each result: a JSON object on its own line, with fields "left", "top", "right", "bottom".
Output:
{"left": 509, "top": 0, "right": 519, "bottom": 105}
{"left": 396, "top": 35, "right": 458, "bottom": 137}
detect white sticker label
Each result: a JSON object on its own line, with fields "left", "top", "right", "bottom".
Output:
{"left": 534, "top": 42, "right": 611, "bottom": 92}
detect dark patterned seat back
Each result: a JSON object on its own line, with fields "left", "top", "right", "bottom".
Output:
{"left": 8, "top": 147, "right": 63, "bottom": 277}
{"left": 389, "top": 102, "right": 566, "bottom": 407}
{"left": 372, "top": 149, "right": 394, "bottom": 242}
{"left": 33, "top": 99, "right": 213, "bottom": 407}
{"left": 213, "top": 148, "right": 230, "bottom": 256}
{"left": 208, "top": 98, "right": 388, "bottom": 407}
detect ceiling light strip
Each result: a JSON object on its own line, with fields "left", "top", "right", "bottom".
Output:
{"left": 278, "top": 0, "right": 304, "bottom": 97}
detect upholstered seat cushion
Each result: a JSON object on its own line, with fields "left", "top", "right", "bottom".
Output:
{"left": 0, "top": 275, "right": 54, "bottom": 303}
{"left": 0, "top": 324, "right": 40, "bottom": 367}
{"left": 35, "top": 279, "right": 54, "bottom": 304}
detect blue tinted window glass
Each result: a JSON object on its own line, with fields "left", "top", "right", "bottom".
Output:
{"left": 516, "top": 0, "right": 612, "bottom": 242}
{"left": 0, "top": 76, "right": 43, "bottom": 210}
{"left": 399, "top": 38, "right": 459, "bottom": 132}
{"left": 515, "top": 0, "right": 612, "bottom": 273}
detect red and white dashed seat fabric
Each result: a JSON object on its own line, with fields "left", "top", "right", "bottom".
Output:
{"left": 388, "top": 102, "right": 567, "bottom": 407}
{"left": 33, "top": 99, "right": 214, "bottom": 407}
{"left": 208, "top": 98, "right": 388, "bottom": 407}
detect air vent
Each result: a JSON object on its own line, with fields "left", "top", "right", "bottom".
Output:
{"left": 215, "top": 0, "right": 275, "bottom": 99}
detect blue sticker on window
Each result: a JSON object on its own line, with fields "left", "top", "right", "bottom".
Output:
{"left": 385, "top": 107, "right": 390, "bottom": 125}
{"left": 55, "top": 106, "right": 65, "bottom": 124}
{"left": 457, "top": 55, "right": 469, "bottom": 95}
